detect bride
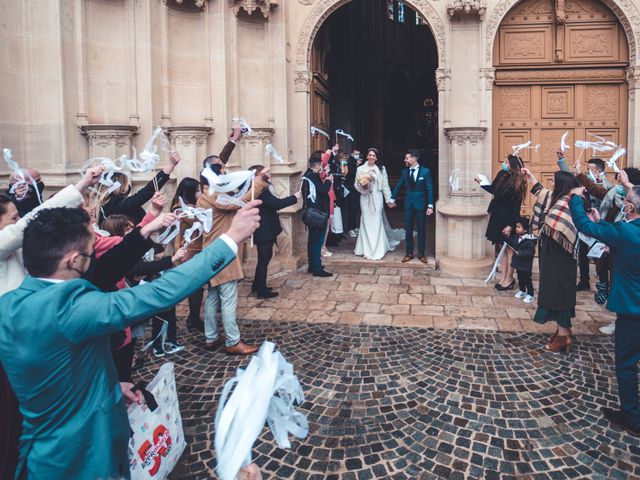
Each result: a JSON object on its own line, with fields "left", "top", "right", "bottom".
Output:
{"left": 354, "top": 148, "right": 402, "bottom": 260}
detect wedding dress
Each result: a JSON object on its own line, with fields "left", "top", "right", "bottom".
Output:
{"left": 353, "top": 163, "right": 403, "bottom": 260}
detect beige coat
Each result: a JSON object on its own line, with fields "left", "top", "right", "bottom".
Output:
{"left": 196, "top": 177, "right": 267, "bottom": 287}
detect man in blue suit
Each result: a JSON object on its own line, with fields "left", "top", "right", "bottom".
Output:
{"left": 0, "top": 202, "right": 260, "bottom": 479}
{"left": 570, "top": 184, "right": 640, "bottom": 436}
{"left": 388, "top": 150, "right": 434, "bottom": 263}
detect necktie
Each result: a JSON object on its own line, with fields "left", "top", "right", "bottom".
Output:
{"left": 410, "top": 168, "right": 416, "bottom": 181}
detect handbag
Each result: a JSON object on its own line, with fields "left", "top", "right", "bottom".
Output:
{"left": 302, "top": 207, "right": 328, "bottom": 229}
{"left": 128, "top": 363, "right": 186, "bottom": 480}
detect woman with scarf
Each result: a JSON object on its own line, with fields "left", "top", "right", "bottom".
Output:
{"left": 523, "top": 168, "right": 581, "bottom": 353}
{"left": 475, "top": 155, "right": 528, "bottom": 290}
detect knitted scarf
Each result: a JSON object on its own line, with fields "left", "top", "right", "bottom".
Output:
{"left": 540, "top": 194, "right": 578, "bottom": 256}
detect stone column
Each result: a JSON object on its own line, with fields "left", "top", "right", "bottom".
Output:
{"left": 627, "top": 66, "right": 640, "bottom": 167}
{"left": 167, "top": 126, "right": 213, "bottom": 180}
{"left": 437, "top": 127, "right": 493, "bottom": 276}
{"left": 79, "top": 124, "right": 139, "bottom": 160}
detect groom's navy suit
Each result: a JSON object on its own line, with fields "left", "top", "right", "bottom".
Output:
{"left": 391, "top": 165, "right": 434, "bottom": 257}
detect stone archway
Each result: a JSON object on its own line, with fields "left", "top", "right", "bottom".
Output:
{"left": 295, "top": 0, "right": 447, "bottom": 72}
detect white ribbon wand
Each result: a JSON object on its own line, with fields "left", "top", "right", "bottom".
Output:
{"left": 310, "top": 126, "right": 330, "bottom": 140}
{"left": 335, "top": 129, "right": 354, "bottom": 146}
{"left": 512, "top": 141, "right": 540, "bottom": 157}
{"left": 560, "top": 131, "right": 570, "bottom": 153}
{"left": 485, "top": 243, "right": 508, "bottom": 284}
{"left": 233, "top": 117, "right": 253, "bottom": 135}
{"left": 265, "top": 144, "right": 285, "bottom": 163}
{"left": 3, "top": 148, "right": 43, "bottom": 204}
{"left": 214, "top": 342, "right": 308, "bottom": 480}
{"left": 607, "top": 147, "right": 625, "bottom": 173}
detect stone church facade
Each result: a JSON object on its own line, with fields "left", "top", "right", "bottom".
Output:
{"left": 1, "top": 0, "right": 639, "bottom": 276}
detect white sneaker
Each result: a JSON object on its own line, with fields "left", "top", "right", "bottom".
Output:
{"left": 354, "top": 228, "right": 360, "bottom": 233}
{"left": 523, "top": 294, "right": 535, "bottom": 304}
{"left": 322, "top": 249, "right": 332, "bottom": 257}
{"left": 348, "top": 230, "right": 358, "bottom": 238}
{"left": 514, "top": 291, "right": 526, "bottom": 299}
{"left": 599, "top": 322, "right": 615, "bottom": 335}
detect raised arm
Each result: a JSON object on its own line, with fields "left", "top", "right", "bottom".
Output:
{"left": 569, "top": 192, "right": 621, "bottom": 246}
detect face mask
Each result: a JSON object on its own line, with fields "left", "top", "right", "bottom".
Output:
{"left": 587, "top": 171, "right": 596, "bottom": 182}
{"left": 353, "top": 154, "right": 360, "bottom": 160}
{"left": 616, "top": 185, "right": 627, "bottom": 198}
{"left": 501, "top": 162, "right": 509, "bottom": 172}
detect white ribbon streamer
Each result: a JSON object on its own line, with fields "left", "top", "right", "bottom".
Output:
{"left": 265, "top": 144, "right": 285, "bottom": 163}
{"left": 607, "top": 147, "right": 625, "bottom": 173}
{"left": 214, "top": 342, "right": 308, "bottom": 480}
{"left": 201, "top": 168, "right": 255, "bottom": 207}
{"left": 310, "top": 126, "right": 330, "bottom": 140}
{"left": 233, "top": 117, "right": 253, "bottom": 135}
{"left": 335, "top": 129, "right": 354, "bottom": 142}
{"left": 560, "top": 131, "right": 570, "bottom": 152}
{"left": 140, "top": 318, "right": 168, "bottom": 352}
{"left": 3, "top": 148, "right": 42, "bottom": 204}
{"left": 512, "top": 141, "right": 540, "bottom": 156}
{"left": 301, "top": 177, "right": 316, "bottom": 203}
{"left": 575, "top": 133, "right": 617, "bottom": 154}
{"left": 449, "top": 168, "right": 460, "bottom": 192}
{"left": 485, "top": 243, "right": 508, "bottom": 284}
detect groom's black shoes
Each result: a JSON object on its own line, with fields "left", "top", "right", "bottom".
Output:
{"left": 313, "top": 270, "right": 333, "bottom": 277}
{"left": 419, "top": 256, "right": 428, "bottom": 264}
{"left": 401, "top": 255, "right": 414, "bottom": 263}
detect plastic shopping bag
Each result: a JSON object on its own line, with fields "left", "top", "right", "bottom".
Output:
{"left": 128, "top": 363, "right": 186, "bottom": 480}
{"left": 331, "top": 206, "right": 344, "bottom": 234}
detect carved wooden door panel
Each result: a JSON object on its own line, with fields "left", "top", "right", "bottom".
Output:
{"left": 492, "top": 0, "right": 628, "bottom": 213}
{"left": 311, "top": 28, "right": 331, "bottom": 152}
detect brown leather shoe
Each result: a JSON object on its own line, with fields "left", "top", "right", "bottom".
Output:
{"left": 401, "top": 255, "right": 414, "bottom": 263}
{"left": 203, "top": 336, "right": 225, "bottom": 350}
{"left": 419, "top": 256, "right": 428, "bottom": 264}
{"left": 225, "top": 341, "right": 259, "bottom": 356}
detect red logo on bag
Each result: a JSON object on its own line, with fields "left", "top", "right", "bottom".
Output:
{"left": 138, "top": 425, "right": 172, "bottom": 475}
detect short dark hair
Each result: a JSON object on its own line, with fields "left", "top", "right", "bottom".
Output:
{"left": 249, "top": 164, "right": 265, "bottom": 176}
{"left": 587, "top": 158, "right": 606, "bottom": 172}
{"left": 624, "top": 167, "right": 640, "bottom": 186}
{"left": 23, "top": 207, "right": 92, "bottom": 277}
{"left": 407, "top": 149, "right": 420, "bottom": 161}
{"left": 202, "top": 155, "right": 220, "bottom": 168}
{"left": 0, "top": 195, "right": 14, "bottom": 217}
{"left": 514, "top": 216, "right": 530, "bottom": 231}
{"left": 309, "top": 150, "right": 323, "bottom": 168}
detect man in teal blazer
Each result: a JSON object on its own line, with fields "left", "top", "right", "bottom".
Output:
{"left": 569, "top": 185, "right": 640, "bottom": 436}
{"left": 0, "top": 202, "right": 260, "bottom": 479}
{"left": 388, "top": 150, "right": 434, "bottom": 263}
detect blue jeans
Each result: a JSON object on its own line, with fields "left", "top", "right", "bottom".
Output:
{"left": 307, "top": 222, "right": 327, "bottom": 273}
{"left": 404, "top": 206, "right": 426, "bottom": 256}
{"left": 615, "top": 314, "right": 640, "bottom": 428}
{"left": 204, "top": 281, "right": 240, "bottom": 347}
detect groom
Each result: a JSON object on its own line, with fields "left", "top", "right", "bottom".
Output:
{"left": 388, "top": 150, "right": 434, "bottom": 263}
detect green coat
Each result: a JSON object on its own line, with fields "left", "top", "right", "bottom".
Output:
{"left": 0, "top": 237, "right": 235, "bottom": 479}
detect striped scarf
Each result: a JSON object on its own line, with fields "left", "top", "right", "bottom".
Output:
{"left": 540, "top": 194, "right": 578, "bottom": 256}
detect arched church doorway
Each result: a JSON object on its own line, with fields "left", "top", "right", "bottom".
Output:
{"left": 492, "top": 0, "right": 629, "bottom": 212}
{"left": 309, "top": 0, "right": 439, "bottom": 241}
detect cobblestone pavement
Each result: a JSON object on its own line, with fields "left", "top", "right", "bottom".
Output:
{"left": 133, "top": 261, "right": 635, "bottom": 479}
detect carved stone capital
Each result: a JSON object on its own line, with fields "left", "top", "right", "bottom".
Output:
{"left": 166, "top": 126, "right": 213, "bottom": 148}
{"left": 162, "top": 0, "right": 207, "bottom": 9}
{"left": 229, "top": 0, "right": 278, "bottom": 18}
{"left": 435, "top": 68, "right": 451, "bottom": 92}
{"left": 241, "top": 127, "right": 274, "bottom": 146}
{"left": 444, "top": 127, "right": 487, "bottom": 146}
{"left": 480, "top": 67, "right": 496, "bottom": 90}
{"left": 627, "top": 66, "right": 640, "bottom": 87}
{"left": 446, "top": 0, "right": 487, "bottom": 20}
{"left": 294, "top": 70, "right": 313, "bottom": 93}
{"left": 79, "top": 124, "right": 139, "bottom": 159}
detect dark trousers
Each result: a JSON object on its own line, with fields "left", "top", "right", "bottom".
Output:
{"left": 578, "top": 240, "right": 590, "bottom": 284}
{"left": 0, "top": 365, "right": 20, "bottom": 480}
{"left": 595, "top": 254, "right": 611, "bottom": 285}
{"left": 152, "top": 307, "right": 178, "bottom": 349}
{"left": 112, "top": 339, "right": 135, "bottom": 383}
{"left": 347, "top": 191, "right": 361, "bottom": 231}
{"left": 187, "top": 287, "right": 203, "bottom": 322}
{"left": 254, "top": 241, "right": 275, "bottom": 292}
{"left": 517, "top": 270, "right": 534, "bottom": 296}
{"left": 615, "top": 314, "right": 640, "bottom": 428}
{"left": 307, "top": 222, "right": 327, "bottom": 273}
{"left": 404, "top": 206, "right": 426, "bottom": 256}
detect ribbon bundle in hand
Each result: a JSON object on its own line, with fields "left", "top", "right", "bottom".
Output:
{"left": 3, "top": 148, "right": 42, "bottom": 204}
{"left": 200, "top": 167, "right": 255, "bottom": 207}
{"left": 157, "top": 197, "right": 213, "bottom": 245}
{"left": 214, "top": 342, "right": 308, "bottom": 480}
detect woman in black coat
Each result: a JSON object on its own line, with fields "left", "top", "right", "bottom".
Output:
{"left": 96, "top": 152, "right": 181, "bottom": 224}
{"left": 250, "top": 165, "right": 301, "bottom": 298}
{"left": 475, "top": 155, "right": 528, "bottom": 290}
